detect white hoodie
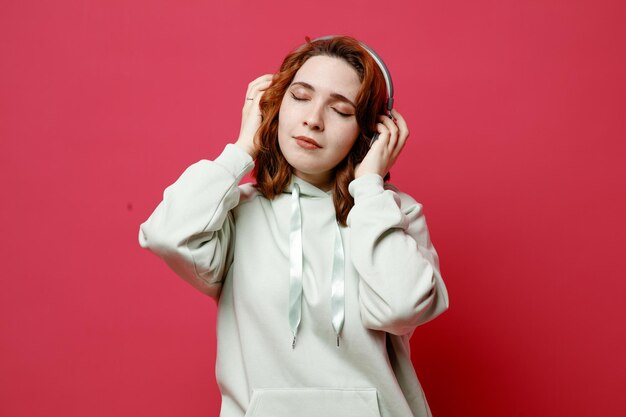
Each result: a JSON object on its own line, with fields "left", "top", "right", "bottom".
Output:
{"left": 139, "top": 144, "right": 449, "bottom": 417}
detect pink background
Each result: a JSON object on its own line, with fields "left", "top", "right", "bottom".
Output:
{"left": 1, "top": 1, "right": 625, "bottom": 416}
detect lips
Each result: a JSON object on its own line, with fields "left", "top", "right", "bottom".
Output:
{"left": 294, "top": 136, "right": 322, "bottom": 150}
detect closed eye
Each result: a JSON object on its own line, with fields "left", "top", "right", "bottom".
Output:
{"left": 290, "top": 92, "right": 307, "bottom": 101}
{"left": 291, "top": 92, "right": 354, "bottom": 117}
{"left": 333, "top": 108, "right": 353, "bottom": 118}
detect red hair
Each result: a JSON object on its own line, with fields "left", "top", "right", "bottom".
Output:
{"left": 253, "top": 36, "right": 389, "bottom": 226}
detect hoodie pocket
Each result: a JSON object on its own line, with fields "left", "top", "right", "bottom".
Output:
{"left": 243, "top": 387, "right": 382, "bottom": 417}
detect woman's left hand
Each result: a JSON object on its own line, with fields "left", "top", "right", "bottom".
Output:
{"left": 355, "top": 109, "right": 409, "bottom": 179}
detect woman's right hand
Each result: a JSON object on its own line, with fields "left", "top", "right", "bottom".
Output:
{"left": 235, "top": 74, "right": 274, "bottom": 159}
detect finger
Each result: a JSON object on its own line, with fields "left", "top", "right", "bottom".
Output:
{"left": 243, "top": 80, "right": 274, "bottom": 113}
{"left": 245, "top": 74, "right": 274, "bottom": 98}
{"left": 251, "top": 77, "right": 273, "bottom": 92}
{"left": 373, "top": 122, "right": 390, "bottom": 151}
{"left": 245, "top": 80, "right": 273, "bottom": 104}
{"left": 389, "top": 109, "right": 409, "bottom": 161}
{"left": 378, "top": 114, "right": 398, "bottom": 139}
{"left": 378, "top": 115, "right": 398, "bottom": 153}
{"left": 248, "top": 73, "right": 274, "bottom": 87}
{"left": 391, "top": 109, "right": 409, "bottom": 142}
{"left": 255, "top": 79, "right": 274, "bottom": 94}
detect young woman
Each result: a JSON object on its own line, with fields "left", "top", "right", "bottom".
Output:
{"left": 139, "top": 36, "right": 449, "bottom": 417}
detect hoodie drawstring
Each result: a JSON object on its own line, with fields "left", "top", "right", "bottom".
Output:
{"left": 289, "top": 182, "right": 345, "bottom": 349}
{"left": 289, "top": 183, "right": 303, "bottom": 349}
{"left": 331, "top": 221, "right": 345, "bottom": 347}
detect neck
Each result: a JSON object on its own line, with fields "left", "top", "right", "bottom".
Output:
{"left": 293, "top": 170, "right": 333, "bottom": 192}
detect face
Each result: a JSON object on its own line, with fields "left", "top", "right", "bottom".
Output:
{"left": 277, "top": 55, "right": 361, "bottom": 190}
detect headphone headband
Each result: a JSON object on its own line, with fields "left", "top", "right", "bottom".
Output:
{"left": 309, "top": 35, "right": 394, "bottom": 117}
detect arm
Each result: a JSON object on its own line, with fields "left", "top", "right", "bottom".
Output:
{"left": 347, "top": 174, "right": 449, "bottom": 336}
{"left": 138, "top": 144, "right": 254, "bottom": 300}
{"left": 139, "top": 74, "right": 272, "bottom": 299}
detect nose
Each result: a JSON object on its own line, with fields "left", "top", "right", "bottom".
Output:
{"left": 303, "top": 103, "right": 324, "bottom": 131}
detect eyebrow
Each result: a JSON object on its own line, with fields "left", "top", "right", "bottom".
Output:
{"left": 290, "top": 81, "right": 356, "bottom": 108}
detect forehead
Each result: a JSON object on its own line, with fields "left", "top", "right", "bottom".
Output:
{"left": 292, "top": 55, "right": 361, "bottom": 100}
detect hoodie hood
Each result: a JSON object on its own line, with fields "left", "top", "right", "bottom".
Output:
{"left": 283, "top": 175, "right": 334, "bottom": 198}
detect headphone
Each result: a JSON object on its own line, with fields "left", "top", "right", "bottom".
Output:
{"left": 309, "top": 35, "right": 395, "bottom": 146}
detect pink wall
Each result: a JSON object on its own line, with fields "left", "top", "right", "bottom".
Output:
{"left": 1, "top": 1, "right": 625, "bottom": 416}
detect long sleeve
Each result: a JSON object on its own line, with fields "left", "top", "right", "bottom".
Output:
{"left": 347, "top": 174, "right": 449, "bottom": 336}
{"left": 138, "top": 144, "right": 254, "bottom": 300}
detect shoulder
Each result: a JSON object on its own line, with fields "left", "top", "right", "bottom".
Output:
{"left": 383, "top": 182, "right": 424, "bottom": 212}
{"left": 238, "top": 182, "right": 264, "bottom": 206}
